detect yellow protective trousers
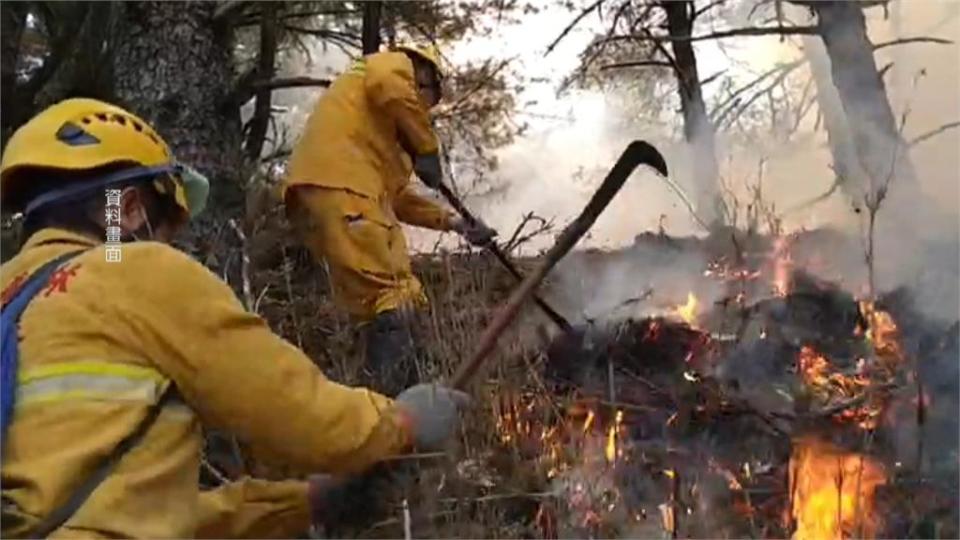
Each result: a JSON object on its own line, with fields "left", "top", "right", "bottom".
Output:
{"left": 287, "top": 186, "right": 428, "bottom": 320}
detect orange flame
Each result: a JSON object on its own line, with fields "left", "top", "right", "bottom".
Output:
{"left": 604, "top": 410, "right": 623, "bottom": 463}
{"left": 859, "top": 301, "right": 904, "bottom": 367}
{"left": 790, "top": 437, "right": 886, "bottom": 539}
{"left": 582, "top": 409, "right": 596, "bottom": 434}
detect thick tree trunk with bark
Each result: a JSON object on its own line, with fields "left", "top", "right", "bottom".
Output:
{"left": 1, "top": 3, "right": 28, "bottom": 147}
{"left": 662, "top": 0, "right": 722, "bottom": 227}
{"left": 112, "top": 1, "right": 244, "bottom": 216}
{"left": 811, "top": 0, "right": 916, "bottom": 195}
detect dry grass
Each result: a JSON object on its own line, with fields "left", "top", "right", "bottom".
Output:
{"left": 235, "top": 210, "right": 559, "bottom": 537}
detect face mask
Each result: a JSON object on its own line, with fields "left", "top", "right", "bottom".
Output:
{"left": 122, "top": 190, "right": 156, "bottom": 242}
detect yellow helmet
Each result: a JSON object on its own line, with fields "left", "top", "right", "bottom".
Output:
{"left": 1, "top": 98, "right": 208, "bottom": 219}
{"left": 394, "top": 43, "right": 445, "bottom": 79}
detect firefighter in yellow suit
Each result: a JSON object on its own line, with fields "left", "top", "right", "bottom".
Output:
{"left": 0, "top": 98, "right": 469, "bottom": 538}
{"left": 284, "top": 44, "right": 495, "bottom": 395}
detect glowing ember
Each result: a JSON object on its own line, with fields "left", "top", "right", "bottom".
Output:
{"left": 674, "top": 292, "right": 700, "bottom": 325}
{"left": 604, "top": 410, "right": 623, "bottom": 463}
{"left": 790, "top": 437, "right": 886, "bottom": 540}
{"left": 582, "top": 409, "right": 596, "bottom": 434}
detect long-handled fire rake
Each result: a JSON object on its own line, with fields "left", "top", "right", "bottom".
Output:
{"left": 450, "top": 140, "right": 668, "bottom": 390}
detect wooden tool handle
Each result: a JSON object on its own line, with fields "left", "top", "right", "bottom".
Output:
{"left": 451, "top": 140, "right": 668, "bottom": 390}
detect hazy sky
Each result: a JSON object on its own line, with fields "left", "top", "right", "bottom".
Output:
{"left": 268, "top": 2, "right": 958, "bottom": 252}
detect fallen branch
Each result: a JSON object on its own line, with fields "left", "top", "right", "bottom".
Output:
{"left": 806, "top": 382, "right": 898, "bottom": 419}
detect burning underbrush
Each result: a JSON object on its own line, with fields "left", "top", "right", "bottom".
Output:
{"left": 478, "top": 230, "right": 959, "bottom": 539}
{"left": 233, "top": 216, "right": 956, "bottom": 539}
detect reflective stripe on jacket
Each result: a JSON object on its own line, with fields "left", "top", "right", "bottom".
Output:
{"left": 1, "top": 228, "right": 409, "bottom": 537}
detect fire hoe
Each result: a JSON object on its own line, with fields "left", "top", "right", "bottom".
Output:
{"left": 450, "top": 140, "right": 669, "bottom": 391}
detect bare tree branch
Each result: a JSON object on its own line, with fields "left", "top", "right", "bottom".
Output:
{"left": 599, "top": 60, "right": 672, "bottom": 71}
{"left": 710, "top": 59, "right": 804, "bottom": 124}
{"left": 597, "top": 24, "right": 817, "bottom": 46}
{"left": 284, "top": 25, "right": 362, "bottom": 48}
{"left": 234, "top": 8, "right": 358, "bottom": 27}
{"left": 252, "top": 77, "right": 332, "bottom": 91}
{"left": 545, "top": 0, "right": 605, "bottom": 57}
{"left": 909, "top": 121, "right": 960, "bottom": 147}
{"left": 700, "top": 70, "right": 726, "bottom": 86}
{"left": 213, "top": 1, "right": 250, "bottom": 22}
{"left": 873, "top": 36, "right": 953, "bottom": 51}
{"left": 718, "top": 60, "right": 805, "bottom": 130}
{"left": 434, "top": 59, "right": 512, "bottom": 119}
{"left": 692, "top": 0, "right": 728, "bottom": 21}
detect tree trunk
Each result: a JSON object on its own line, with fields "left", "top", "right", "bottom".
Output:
{"left": 802, "top": 35, "right": 863, "bottom": 199}
{"left": 243, "top": 2, "right": 277, "bottom": 162}
{"left": 812, "top": 0, "right": 916, "bottom": 196}
{"left": 362, "top": 1, "right": 383, "bottom": 55}
{"left": 1, "top": 2, "right": 28, "bottom": 147}
{"left": 112, "top": 1, "right": 244, "bottom": 217}
{"left": 36, "top": 2, "right": 117, "bottom": 107}
{"left": 662, "top": 0, "right": 722, "bottom": 227}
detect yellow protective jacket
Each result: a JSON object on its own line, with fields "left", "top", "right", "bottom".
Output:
{"left": 283, "top": 51, "right": 456, "bottom": 319}
{"left": 0, "top": 228, "right": 410, "bottom": 538}
{"left": 284, "top": 50, "right": 449, "bottom": 215}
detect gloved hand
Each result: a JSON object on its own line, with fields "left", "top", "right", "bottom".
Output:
{"left": 307, "top": 474, "right": 342, "bottom": 526}
{"left": 451, "top": 217, "right": 498, "bottom": 247}
{"left": 413, "top": 153, "right": 443, "bottom": 188}
{"left": 395, "top": 383, "right": 471, "bottom": 450}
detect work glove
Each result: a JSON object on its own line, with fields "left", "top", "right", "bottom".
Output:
{"left": 307, "top": 474, "right": 341, "bottom": 526}
{"left": 395, "top": 383, "right": 471, "bottom": 450}
{"left": 452, "top": 217, "right": 498, "bottom": 247}
{"left": 413, "top": 153, "right": 443, "bottom": 189}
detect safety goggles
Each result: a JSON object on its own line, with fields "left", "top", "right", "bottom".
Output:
{"left": 23, "top": 162, "right": 209, "bottom": 219}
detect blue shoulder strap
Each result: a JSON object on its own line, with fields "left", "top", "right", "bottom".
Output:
{"left": 1, "top": 250, "right": 86, "bottom": 437}
{"left": 0, "top": 249, "right": 177, "bottom": 537}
